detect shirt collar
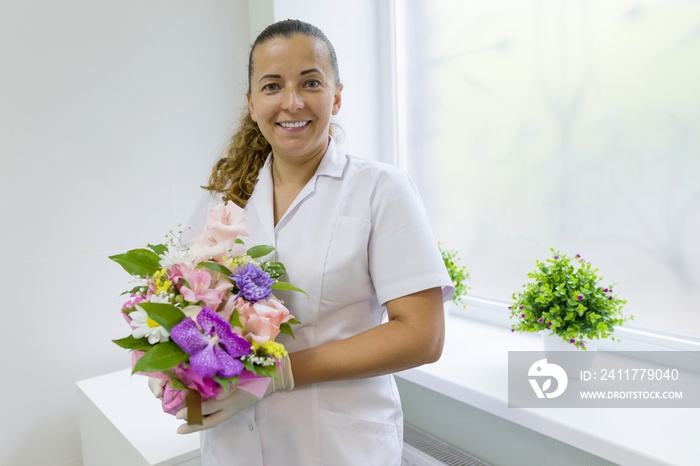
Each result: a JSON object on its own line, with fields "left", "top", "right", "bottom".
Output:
{"left": 249, "top": 138, "right": 346, "bottom": 237}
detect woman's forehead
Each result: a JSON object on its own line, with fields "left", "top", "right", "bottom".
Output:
{"left": 251, "top": 35, "right": 332, "bottom": 76}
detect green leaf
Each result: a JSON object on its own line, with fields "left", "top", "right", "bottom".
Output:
{"left": 235, "top": 238, "right": 245, "bottom": 244}
{"left": 132, "top": 341, "right": 188, "bottom": 374}
{"left": 213, "top": 375, "right": 238, "bottom": 395}
{"left": 264, "top": 262, "right": 286, "bottom": 279}
{"left": 138, "top": 302, "right": 186, "bottom": 331}
{"left": 197, "top": 261, "right": 233, "bottom": 276}
{"left": 148, "top": 243, "right": 168, "bottom": 256}
{"left": 243, "top": 359, "right": 278, "bottom": 378}
{"left": 271, "top": 281, "right": 308, "bottom": 296}
{"left": 162, "top": 370, "right": 188, "bottom": 391}
{"left": 112, "top": 335, "right": 153, "bottom": 351}
{"left": 247, "top": 244, "right": 275, "bottom": 259}
{"left": 229, "top": 309, "right": 244, "bottom": 329}
{"left": 120, "top": 285, "right": 146, "bottom": 296}
{"left": 279, "top": 322, "right": 296, "bottom": 339}
{"left": 109, "top": 248, "right": 162, "bottom": 277}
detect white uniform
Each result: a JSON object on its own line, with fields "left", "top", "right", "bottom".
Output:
{"left": 197, "top": 140, "right": 453, "bottom": 466}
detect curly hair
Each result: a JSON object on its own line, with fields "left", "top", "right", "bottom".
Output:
{"left": 203, "top": 19, "right": 341, "bottom": 207}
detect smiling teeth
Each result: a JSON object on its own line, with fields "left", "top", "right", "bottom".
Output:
{"left": 279, "top": 121, "right": 309, "bottom": 128}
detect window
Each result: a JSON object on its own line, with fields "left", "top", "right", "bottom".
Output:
{"left": 395, "top": 0, "right": 700, "bottom": 338}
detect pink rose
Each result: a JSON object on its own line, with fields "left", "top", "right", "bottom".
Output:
{"left": 236, "top": 297, "right": 294, "bottom": 344}
{"left": 189, "top": 201, "right": 248, "bottom": 262}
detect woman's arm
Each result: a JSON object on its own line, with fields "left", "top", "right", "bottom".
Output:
{"left": 289, "top": 286, "right": 445, "bottom": 387}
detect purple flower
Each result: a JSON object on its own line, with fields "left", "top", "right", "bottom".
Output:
{"left": 608, "top": 296, "right": 613, "bottom": 300}
{"left": 519, "top": 306, "right": 524, "bottom": 310}
{"left": 170, "top": 307, "right": 251, "bottom": 378}
{"left": 547, "top": 321, "right": 553, "bottom": 327}
{"left": 569, "top": 339, "right": 576, "bottom": 344}
{"left": 520, "top": 313, "right": 526, "bottom": 318}
{"left": 537, "top": 318, "right": 544, "bottom": 323}
{"left": 577, "top": 294, "right": 583, "bottom": 300}
{"left": 604, "top": 288, "right": 609, "bottom": 293}
{"left": 231, "top": 263, "right": 274, "bottom": 302}
{"left": 511, "top": 328, "right": 515, "bottom": 332}
{"left": 554, "top": 255, "right": 559, "bottom": 259}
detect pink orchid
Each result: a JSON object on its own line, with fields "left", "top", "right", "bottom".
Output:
{"left": 189, "top": 201, "right": 248, "bottom": 262}
{"left": 179, "top": 267, "right": 223, "bottom": 309}
{"left": 236, "top": 296, "right": 294, "bottom": 344}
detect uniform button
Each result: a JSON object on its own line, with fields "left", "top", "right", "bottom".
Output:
{"left": 248, "top": 424, "right": 254, "bottom": 431}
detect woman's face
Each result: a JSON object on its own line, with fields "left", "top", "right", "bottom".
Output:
{"left": 247, "top": 34, "right": 342, "bottom": 165}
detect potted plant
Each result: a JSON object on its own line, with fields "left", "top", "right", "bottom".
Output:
{"left": 439, "top": 242, "right": 470, "bottom": 310}
{"left": 509, "top": 249, "right": 631, "bottom": 350}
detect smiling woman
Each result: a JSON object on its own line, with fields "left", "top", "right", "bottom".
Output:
{"left": 165, "top": 18, "right": 454, "bottom": 466}
{"left": 247, "top": 33, "right": 343, "bottom": 224}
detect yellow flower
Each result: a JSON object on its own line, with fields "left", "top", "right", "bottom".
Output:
{"left": 261, "top": 341, "right": 288, "bottom": 359}
{"left": 223, "top": 255, "right": 256, "bottom": 269}
{"left": 153, "top": 269, "right": 173, "bottom": 294}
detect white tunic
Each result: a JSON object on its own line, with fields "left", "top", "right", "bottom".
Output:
{"left": 196, "top": 140, "right": 453, "bottom": 466}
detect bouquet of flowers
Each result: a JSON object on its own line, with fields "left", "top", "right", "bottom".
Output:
{"left": 110, "top": 201, "right": 303, "bottom": 424}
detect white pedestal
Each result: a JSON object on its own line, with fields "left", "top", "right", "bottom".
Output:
{"left": 76, "top": 369, "right": 201, "bottom": 466}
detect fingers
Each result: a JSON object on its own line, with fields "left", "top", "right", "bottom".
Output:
{"left": 148, "top": 377, "right": 166, "bottom": 399}
{"left": 174, "top": 391, "right": 260, "bottom": 434}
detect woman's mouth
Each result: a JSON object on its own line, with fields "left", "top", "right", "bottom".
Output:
{"left": 277, "top": 121, "right": 310, "bottom": 129}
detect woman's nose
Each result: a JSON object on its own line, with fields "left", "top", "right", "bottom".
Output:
{"left": 281, "top": 88, "right": 304, "bottom": 111}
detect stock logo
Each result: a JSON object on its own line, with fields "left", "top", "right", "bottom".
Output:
{"left": 528, "top": 359, "right": 568, "bottom": 399}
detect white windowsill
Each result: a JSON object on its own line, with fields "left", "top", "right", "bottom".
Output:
{"left": 396, "top": 314, "right": 698, "bottom": 466}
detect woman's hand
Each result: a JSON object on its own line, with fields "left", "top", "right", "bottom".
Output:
{"left": 175, "top": 389, "right": 259, "bottom": 434}
{"left": 148, "top": 377, "right": 166, "bottom": 399}
{"left": 175, "top": 355, "right": 295, "bottom": 434}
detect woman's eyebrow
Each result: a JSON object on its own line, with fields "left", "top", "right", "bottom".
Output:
{"left": 258, "top": 74, "right": 281, "bottom": 83}
{"left": 258, "top": 69, "right": 323, "bottom": 83}
{"left": 300, "top": 68, "right": 323, "bottom": 76}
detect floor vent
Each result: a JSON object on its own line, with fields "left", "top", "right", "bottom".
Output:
{"left": 402, "top": 424, "right": 492, "bottom": 466}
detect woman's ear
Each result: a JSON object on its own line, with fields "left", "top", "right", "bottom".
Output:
{"left": 247, "top": 92, "right": 257, "bottom": 122}
{"left": 331, "top": 83, "right": 343, "bottom": 116}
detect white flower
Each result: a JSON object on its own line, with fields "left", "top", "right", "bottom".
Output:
{"left": 159, "top": 247, "right": 196, "bottom": 269}
{"left": 149, "top": 291, "right": 172, "bottom": 304}
{"left": 182, "top": 305, "right": 203, "bottom": 319}
{"left": 131, "top": 307, "right": 170, "bottom": 344}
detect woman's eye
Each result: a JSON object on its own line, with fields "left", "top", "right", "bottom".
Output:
{"left": 262, "top": 83, "right": 280, "bottom": 92}
{"left": 304, "top": 79, "right": 321, "bottom": 88}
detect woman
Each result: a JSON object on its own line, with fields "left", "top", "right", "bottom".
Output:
{"left": 178, "top": 19, "right": 453, "bottom": 465}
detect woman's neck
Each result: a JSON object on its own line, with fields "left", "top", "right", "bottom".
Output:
{"left": 270, "top": 151, "right": 324, "bottom": 225}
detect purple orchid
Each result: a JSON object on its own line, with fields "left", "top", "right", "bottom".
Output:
{"left": 231, "top": 263, "right": 274, "bottom": 302}
{"left": 170, "top": 307, "right": 251, "bottom": 378}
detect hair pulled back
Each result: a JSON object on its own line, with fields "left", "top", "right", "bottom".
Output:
{"left": 203, "top": 19, "right": 341, "bottom": 207}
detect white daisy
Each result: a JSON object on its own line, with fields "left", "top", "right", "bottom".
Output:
{"left": 159, "top": 247, "right": 196, "bottom": 269}
{"left": 130, "top": 306, "right": 170, "bottom": 344}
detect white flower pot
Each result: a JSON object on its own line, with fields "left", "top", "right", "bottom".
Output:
{"left": 541, "top": 332, "right": 598, "bottom": 352}
{"left": 541, "top": 332, "right": 598, "bottom": 379}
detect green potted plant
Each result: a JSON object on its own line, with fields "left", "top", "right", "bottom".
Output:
{"left": 509, "top": 249, "right": 631, "bottom": 350}
{"left": 439, "top": 242, "right": 470, "bottom": 310}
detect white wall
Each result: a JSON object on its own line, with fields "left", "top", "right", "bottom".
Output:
{"left": 0, "top": 1, "right": 251, "bottom": 465}
{"left": 0, "top": 1, "right": 388, "bottom": 464}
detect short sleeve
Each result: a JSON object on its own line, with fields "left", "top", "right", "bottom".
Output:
{"left": 367, "top": 169, "right": 454, "bottom": 305}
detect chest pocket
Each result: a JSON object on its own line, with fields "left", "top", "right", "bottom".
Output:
{"left": 322, "top": 216, "right": 373, "bottom": 306}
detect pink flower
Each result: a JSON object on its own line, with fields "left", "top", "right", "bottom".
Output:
{"left": 179, "top": 266, "right": 223, "bottom": 309}
{"left": 189, "top": 201, "right": 248, "bottom": 262}
{"left": 160, "top": 364, "right": 224, "bottom": 415}
{"left": 236, "top": 296, "right": 294, "bottom": 344}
